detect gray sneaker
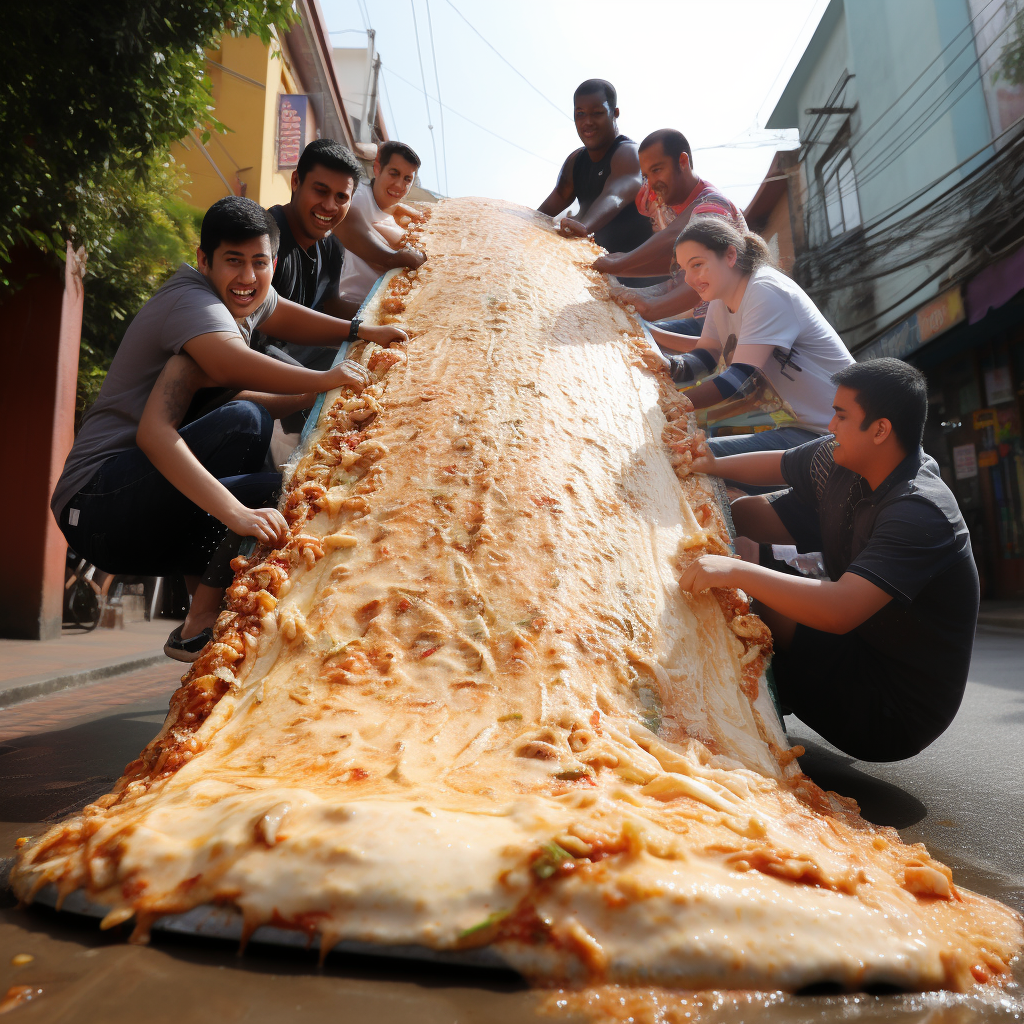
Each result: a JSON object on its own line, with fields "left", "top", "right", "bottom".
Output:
{"left": 164, "top": 625, "right": 214, "bottom": 663}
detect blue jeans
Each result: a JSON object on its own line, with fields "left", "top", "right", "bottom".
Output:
{"left": 707, "top": 427, "right": 820, "bottom": 495}
{"left": 60, "top": 401, "right": 279, "bottom": 587}
{"left": 652, "top": 317, "right": 703, "bottom": 337}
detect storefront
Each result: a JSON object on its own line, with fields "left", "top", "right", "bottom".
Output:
{"left": 859, "top": 268, "right": 1024, "bottom": 599}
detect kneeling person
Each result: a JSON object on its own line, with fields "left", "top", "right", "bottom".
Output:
{"left": 680, "top": 359, "right": 978, "bottom": 762}
{"left": 53, "top": 196, "right": 403, "bottom": 661}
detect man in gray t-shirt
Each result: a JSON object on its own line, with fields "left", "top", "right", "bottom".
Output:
{"left": 55, "top": 196, "right": 406, "bottom": 661}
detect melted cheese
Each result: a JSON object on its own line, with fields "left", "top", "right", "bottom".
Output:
{"left": 14, "top": 198, "right": 1021, "bottom": 994}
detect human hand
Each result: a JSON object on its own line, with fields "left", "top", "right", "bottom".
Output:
{"left": 679, "top": 555, "right": 741, "bottom": 595}
{"left": 688, "top": 449, "right": 718, "bottom": 476}
{"left": 327, "top": 358, "right": 372, "bottom": 393}
{"left": 641, "top": 347, "right": 671, "bottom": 373}
{"left": 361, "top": 323, "right": 409, "bottom": 347}
{"left": 399, "top": 247, "right": 427, "bottom": 269}
{"left": 558, "top": 216, "right": 590, "bottom": 238}
{"left": 592, "top": 253, "right": 620, "bottom": 273}
{"left": 224, "top": 505, "right": 289, "bottom": 547}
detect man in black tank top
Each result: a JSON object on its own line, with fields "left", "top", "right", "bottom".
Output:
{"left": 537, "top": 79, "right": 658, "bottom": 286}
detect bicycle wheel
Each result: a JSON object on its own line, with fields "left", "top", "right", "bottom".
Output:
{"left": 66, "top": 578, "right": 100, "bottom": 631}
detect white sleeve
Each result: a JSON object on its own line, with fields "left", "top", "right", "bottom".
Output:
{"left": 732, "top": 280, "right": 799, "bottom": 365}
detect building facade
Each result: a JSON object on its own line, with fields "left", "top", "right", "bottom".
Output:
{"left": 768, "top": 0, "right": 1024, "bottom": 598}
{"left": 172, "top": 0, "right": 358, "bottom": 210}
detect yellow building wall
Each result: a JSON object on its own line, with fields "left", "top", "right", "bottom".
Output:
{"left": 172, "top": 31, "right": 311, "bottom": 213}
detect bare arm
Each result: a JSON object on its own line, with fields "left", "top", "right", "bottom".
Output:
{"left": 182, "top": 331, "right": 371, "bottom": 395}
{"left": 259, "top": 297, "right": 408, "bottom": 349}
{"left": 136, "top": 355, "right": 288, "bottom": 546}
{"left": 623, "top": 279, "right": 701, "bottom": 320}
{"left": 594, "top": 221, "right": 679, "bottom": 276}
{"left": 689, "top": 449, "right": 787, "bottom": 486}
{"left": 575, "top": 144, "right": 643, "bottom": 235}
{"left": 538, "top": 152, "right": 577, "bottom": 217}
{"left": 235, "top": 391, "right": 316, "bottom": 419}
{"left": 679, "top": 558, "right": 892, "bottom": 634}
{"left": 334, "top": 201, "right": 425, "bottom": 271}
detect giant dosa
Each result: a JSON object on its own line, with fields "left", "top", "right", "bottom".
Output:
{"left": 13, "top": 198, "right": 1021, "bottom": 993}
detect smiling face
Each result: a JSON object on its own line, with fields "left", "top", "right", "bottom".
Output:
{"left": 574, "top": 92, "right": 617, "bottom": 153}
{"left": 197, "top": 235, "right": 274, "bottom": 318}
{"left": 289, "top": 164, "right": 356, "bottom": 245}
{"left": 640, "top": 142, "right": 689, "bottom": 205}
{"left": 675, "top": 240, "right": 741, "bottom": 306}
{"left": 372, "top": 153, "right": 418, "bottom": 211}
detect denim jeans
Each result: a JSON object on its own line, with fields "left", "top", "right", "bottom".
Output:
{"left": 706, "top": 426, "right": 820, "bottom": 496}
{"left": 652, "top": 317, "right": 704, "bottom": 337}
{"left": 60, "top": 401, "right": 279, "bottom": 587}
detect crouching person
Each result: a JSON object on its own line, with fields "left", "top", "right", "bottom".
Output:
{"left": 52, "top": 196, "right": 402, "bottom": 661}
{"left": 679, "top": 359, "right": 979, "bottom": 762}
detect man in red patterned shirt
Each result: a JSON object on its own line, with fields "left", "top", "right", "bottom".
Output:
{"left": 593, "top": 129, "right": 745, "bottom": 347}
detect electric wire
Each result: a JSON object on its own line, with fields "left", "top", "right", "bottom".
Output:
{"left": 409, "top": 0, "right": 443, "bottom": 194}
{"left": 442, "top": 0, "right": 571, "bottom": 122}
{"left": 798, "top": 0, "right": 1006, "bottom": 226}
{"left": 383, "top": 62, "right": 558, "bottom": 166}
{"left": 425, "top": 0, "right": 450, "bottom": 196}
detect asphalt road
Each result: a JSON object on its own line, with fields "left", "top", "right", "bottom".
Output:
{"left": 0, "top": 629, "right": 1021, "bottom": 1023}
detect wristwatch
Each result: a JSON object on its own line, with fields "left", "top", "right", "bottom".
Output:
{"left": 348, "top": 317, "right": 362, "bottom": 341}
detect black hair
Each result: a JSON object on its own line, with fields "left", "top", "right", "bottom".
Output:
{"left": 378, "top": 140, "right": 422, "bottom": 170}
{"left": 574, "top": 79, "right": 617, "bottom": 109}
{"left": 296, "top": 138, "right": 362, "bottom": 185}
{"left": 675, "top": 216, "right": 772, "bottom": 275}
{"left": 639, "top": 128, "right": 693, "bottom": 168}
{"left": 199, "top": 196, "right": 280, "bottom": 260}
{"left": 831, "top": 358, "right": 928, "bottom": 452}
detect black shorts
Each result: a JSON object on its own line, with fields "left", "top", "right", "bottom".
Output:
{"left": 772, "top": 625, "right": 952, "bottom": 763}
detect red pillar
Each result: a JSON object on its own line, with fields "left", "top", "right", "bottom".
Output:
{"left": 0, "top": 244, "right": 85, "bottom": 639}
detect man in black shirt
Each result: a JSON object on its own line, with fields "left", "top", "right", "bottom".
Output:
{"left": 258, "top": 139, "right": 362, "bottom": 371}
{"left": 537, "top": 79, "right": 656, "bottom": 286}
{"left": 680, "top": 358, "right": 979, "bottom": 762}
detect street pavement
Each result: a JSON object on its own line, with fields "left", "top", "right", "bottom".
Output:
{"left": 0, "top": 629, "right": 1022, "bottom": 1022}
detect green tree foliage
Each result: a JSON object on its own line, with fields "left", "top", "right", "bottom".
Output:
{"left": 76, "top": 160, "right": 203, "bottom": 428}
{"left": 2, "top": 0, "right": 296, "bottom": 282}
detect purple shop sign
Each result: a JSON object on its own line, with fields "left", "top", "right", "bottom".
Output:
{"left": 966, "top": 244, "right": 1024, "bottom": 324}
{"left": 278, "top": 94, "right": 308, "bottom": 171}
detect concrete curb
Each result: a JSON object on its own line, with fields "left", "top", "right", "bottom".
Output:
{"left": 0, "top": 651, "right": 168, "bottom": 710}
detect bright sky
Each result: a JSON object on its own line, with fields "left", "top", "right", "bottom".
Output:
{"left": 320, "top": 0, "right": 830, "bottom": 212}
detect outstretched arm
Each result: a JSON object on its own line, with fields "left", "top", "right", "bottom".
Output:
{"left": 538, "top": 152, "right": 578, "bottom": 217}
{"left": 570, "top": 143, "right": 643, "bottom": 236}
{"left": 334, "top": 200, "right": 425, "bottom": 272}
{"left": 182, "top": 330, "right": 371, "bottom": 395}
{"left": 679, "top": 557, "right": 891, "bottom": 634}
{"left": 259, "top": 297, "right": 408, "bottom": 350}
{"left": 136, "top": 355, "right": 289, "bottom": 547}
{"left": 594, "top": 220, "right": 678, "bottom": 277}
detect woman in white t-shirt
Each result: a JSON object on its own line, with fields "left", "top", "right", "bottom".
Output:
{"left": 648, "top": 216, "right": 853, "bottom": 461}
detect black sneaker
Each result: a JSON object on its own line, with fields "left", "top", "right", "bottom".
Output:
{"left": 164, "top": 625, "right": 214, "bottom": 663}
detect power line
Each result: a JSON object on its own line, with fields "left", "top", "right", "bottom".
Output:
{"left": 798, "top": 0, "right": 1005, "bottom": 225}
{"left": 755, "top": 0, "right": 831, "bottom": 127}
{"left": 409, "top": 0, "right": 443, "bottom": 195}
{"left": 354, "top": 0, "right": 371, "bottom": 31}
{"left": 383, "top": 62, "right": 558, "bottom": 166}
{"left": 442, "top": 0, "right": 571, "bottom": 122}
{"left": 425, "top": 0, "right": 449, "bottom": 196}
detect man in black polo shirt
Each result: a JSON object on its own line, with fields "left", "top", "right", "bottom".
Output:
{"left": 258, "top": 139, "right": 362, "bottom": 372}
{"left": 680, "top": 358, "right": 979, "bottom": 762}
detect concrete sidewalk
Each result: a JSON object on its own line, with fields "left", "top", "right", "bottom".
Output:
{"left": 0, "top": 619, "right": 181, "bottom": 709}
{"left": 977, "top": 599, "right": 1024, "bottom": 632}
